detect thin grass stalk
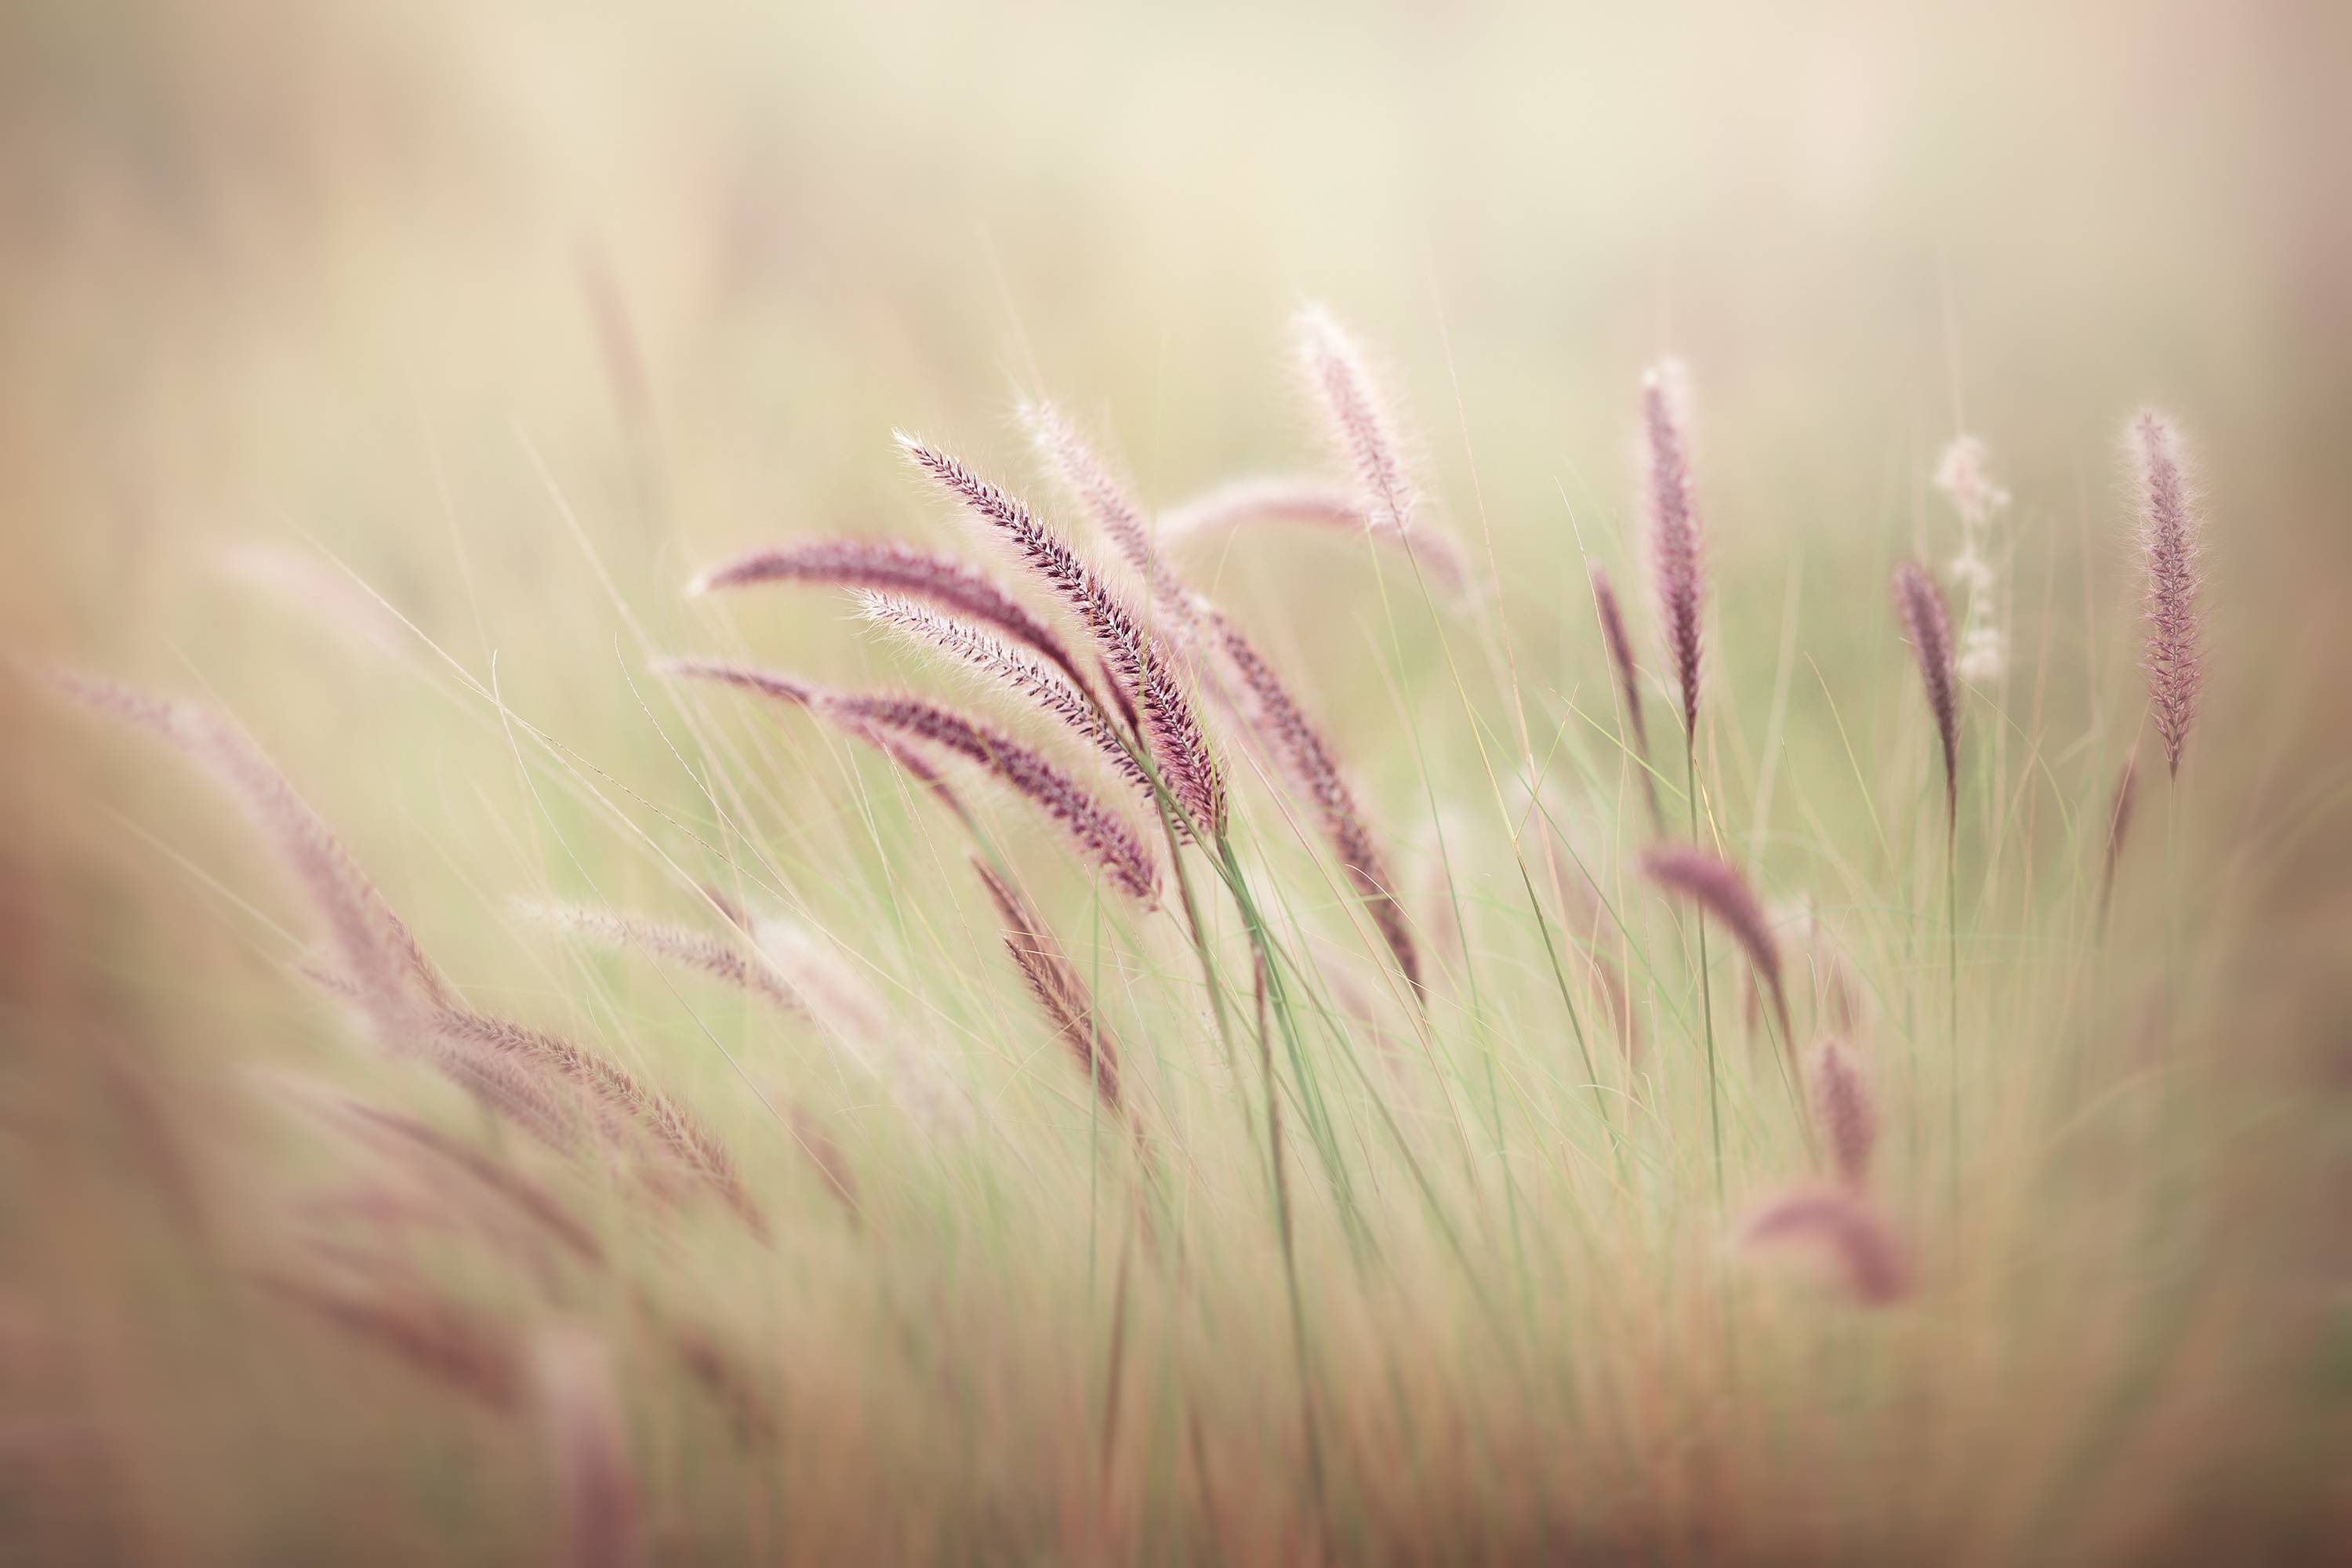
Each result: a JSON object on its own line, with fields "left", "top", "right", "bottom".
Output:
{"left": 1591, "top": 564, "right": 1664, "bottom": 835}
{"left": 1251, "top": 946, "right": 1328, "bottom": 1546}
{"left": 1893, "top": 558, "right": 1962, "bottom": 1209}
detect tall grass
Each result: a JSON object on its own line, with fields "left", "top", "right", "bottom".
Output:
{"left": 12, "top": 304, "right": 2336, "bottom": 1566}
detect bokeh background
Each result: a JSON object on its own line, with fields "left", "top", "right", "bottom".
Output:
{"left": 4, "top": 0, "right": 2349, "bottom": 1556}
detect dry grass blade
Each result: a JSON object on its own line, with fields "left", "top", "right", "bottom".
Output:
{"left": 1214, "top": 612, "right": 1421, "bottom": 1000}
{"left": 788, "top": 1103, "right": 861, "bottom": 1222}
{"left": 2100, "top": 743, "right": 2140, "bottom": 924}
{"left": 2127, "top": 409, "right": 2205, "bottom": 778}
{"left": 691, "top": 537, "right": 1091, "bottom": 693}
{"left": 1737, "top": 1186, "right": 1911, "bottom": 1305}
{"left": 898, "top": 436, "right": 1227, "bottom": 836}
{"left": 1639, "top": 361, "right": 1704, "bottom": 739}
{"left": 531, "top": 1327, "right": 642, "bottom": 1568}
{"left": 972, "top": 855, "right": 1125, "bottom": 1120}
{"left": 1892, "top": 561, "right": 1960, "bottom": 829}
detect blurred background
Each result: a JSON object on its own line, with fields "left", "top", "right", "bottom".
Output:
{"left": 3, "top": 0, "right": 2348, "bottom": 1555}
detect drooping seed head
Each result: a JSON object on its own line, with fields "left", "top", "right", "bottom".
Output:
{"left": 1213, "top": 611, "right": 1421, "bottom": 1000}
{"left": 659, "top": 657, "right": 1158, "bottom": 904}
{"left": 2126, "top": 409, "right": 2205, "bottom": 779}
{"left": 1737, "top": 1185, "right": 1911, "bottom": 1306}
{"left": 898, "top": 435, "right": 1226, "bottom": 837}
{"left": 859, "top": 592, "right": 1152, "bottom": 802}
{"left": 687, "top": 538, "right": 1089, "bottom": 692}
{"left": 972, "top": 856, "right": 1126, "bottom": 1120}
{"left": 1641, "top": 845, "right": 1788, "bottom": 1042}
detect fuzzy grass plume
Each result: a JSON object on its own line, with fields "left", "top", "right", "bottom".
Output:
{"left": 972, "top": 855, "right": 1126, "bottom": 1122}
{"left": 900, "top": 437, "right": 1228, "bottom": 837}
{"left": 2129, "top": 409, "right": 2205, "bottom": 778}
{"left": 659, "top": 658, "right": 1159, "bottom": 905}
{"left": 1893, "top": 561, "right": 1960, "bottom": 829}
{"left": 1640, "top": 361, "right": 1704, "bottom": 740}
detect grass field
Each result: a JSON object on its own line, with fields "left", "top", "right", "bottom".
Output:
{"left": 3, "top": 2, "right": 2348, "bottom": 1562}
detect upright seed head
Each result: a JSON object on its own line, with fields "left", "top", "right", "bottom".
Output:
{"left": 1892, "top": 561, "right": 1960, "bottom": 832}
{"left": 1809, "top": 1040, "right": 1878, "bottom": 1189}
{"left": 1639, "top": 361, "right": 1704, "bottom": 739}
{"left": 1022, "top": 401, "right": 1200, "bottom": 630}
{"left": 1292, "top": 306, "right": 1470, "bottom": 597}
{"left": 2127, "top": 410, "right": 2205, "bottom": 779}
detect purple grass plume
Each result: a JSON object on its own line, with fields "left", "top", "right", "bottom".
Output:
{"left": 521, "top": 901, "right": 811, "bottom": 1020}
{"left": 659, "top": 658, "right": 1158, "bottom": 905}
{"left": 1214, "top": 612, "right": 1422, "bottom": 1000}
{"left": 973, "top": 856, "right": 1127, "bottom": 1123}
{"left": 689, "top": 538, "right": 1091, "bottom": 695}
{"left": 1809, "top": 1040, "right": 1878, "bottom": 1189}
{"left": 530, "top": 1327, "right": 643, "bottom": 1568}
{"left": 281, "top": 1084, "right": 605, "bottom": 1266}
{"left": 42, "top": 670, "right": 767, "bottom": 1237}
{"left": 1642, "top": 846, "right": 1791, "bottom": 1047}
{"left": 1591, "top": 564, "right": 1664, "bottom": 830}
{"left": 1737, "top": 1185, "right": 1911, "bottom": 1306}
{"left": 858, "top": 592, "right": 1154, "bottom": 801}
{"left": 1158, "top": 477, "right": 1365, "bottom": 543}
{"left": 1892, "top": 561, "right": 1960, "bottom": 830}
{"left": 260, "top": 1270, "right": 526, "bottom": 1412}
{"left": 2127, "top": 410, "right": 2205, "bottom": 778}
{"left": 1640, "top": 361, "right": 1704, "bottom": 740}
{"left": 898, "top": 437, "right": 1227, "bottom": 838}
{"left": 1293, "top": 306, "right": 1470, "bottom": 597}
{"left": 1022, "top": 402, "right": 1202, "bottom": 631}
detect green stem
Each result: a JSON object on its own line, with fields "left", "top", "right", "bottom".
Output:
{"left": 1252, "top": 946, "right": 1328, "bottom": 1544}
{"left": 1690, "top": 733, "right": 1722, "bottom": 1205}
